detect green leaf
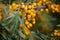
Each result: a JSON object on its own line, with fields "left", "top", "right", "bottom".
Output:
{"left": 10, "top": 12, "right": 19, "bottom": 32}
{"left": 2, "top": 8, "right": 7, "bottom": 19}
{"left": 18, "top": 12, "right": 25, "bottom": 27}
{"left": 1, "top": 23, "right": 10, "bottom": 32}
{"left": 0, "top": 33, "right": 6, "bottom": 39}
{"left": 40, "top": 33, "right": 48, "bottom": 40}
{"left": 56, "top": 24, "right": 60, "bottom": 27}
{"left": 52, "top": 0, "right": 56, "bottom": 3}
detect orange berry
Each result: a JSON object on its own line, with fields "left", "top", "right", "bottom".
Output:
{"left": 54, "top": 32, "right": 57, "bottom": 36}
{"left": 54, "top": 30, "right": 58, "bottom": 33}
{"left": 0, "top": 15, "right": 2, "bottom": 20}
{"left": 58, "top": 33, "right": 60, "bottom": 36}
{"left": 0, "top": 12, "right": 2, "bottom": 15}
{"left": 0, "top": 8, "right": 2, "bottom": 11}
{"left": 32, "top": 18, "right": 35, "bottom": 21}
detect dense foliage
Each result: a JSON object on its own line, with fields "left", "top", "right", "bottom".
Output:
{"left": 0, "top": 0, "right": 60, "bottom": 40}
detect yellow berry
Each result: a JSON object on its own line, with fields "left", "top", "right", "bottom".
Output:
{"left": 30, "top": 12, "right": 33, "bottom": 15}
{"left": 43, "top": 3, "right": 46, "bottom": 5}
{"left": 28, "top": 5, "right": 32, "bottom": 9}
{"left": 43, "top": 0, "right": 47, "bottom": 2}
{"left": 51, "top": 4, "right": 55, "bottom": 9}
{"left": 27, "top": 15, "right": 31, "bottom": 18}
{"left": 19, "top": 24, "right": 22, "bottom": 28}
{"left": 9, "top": 5, "right": 12, "bottom": 9}
{"left": 23, "top": 27, "right": 31, "bottom": 35}
{"left": 16, "top": 4, "right": 19, "bottom": 8}
{"left": 24, "top": 6, "right": 28, "bottom": 10}
{"left": 32, "top": 13, "right": 36, "bottom": 17}
{"left": 31, "top": 5, "right": 34, "bottom": 9}
{"left": 30, "top": 12, "right": 36, "bottom": 17}
{"left": 37, "top": 1, "right": 42, "bottom": 6}
{"left": 45, "top": 8, "right": 49, "bottom": 13}
{"left": 32, "top": 21, "right": 36, "bottom": 24}
{"left": 12, "top": 6, "right": 17, "bottom": 9}
{"left": 40, "top": 9, "right": 44, "bottom": 11}
{"left": 28, "top": 10, "right": 32, "bottom": 13}
{"left": 25, "top": 20, "right": 29, "bottom": 25}
{"left": 21, "top": 2, "right": 24, "bottom": 5}
{"left": 12, "top": 2, "right": 16, "bottom": 6}
{"left": 33, "top": 3, "right": 36, "bottom": 6}
{"left": 27, "top": 15, "right": 31, "bottom": 21}
{"left": 39, "top": 1, "right": 42, "bottom": 3}
{"left": 24, "top": 17, "right": 26, "bottom": 19}
{"left": 25, "top": 10, "right": 28, "bottom": 13}
{"left": 21, "top": 4, "right": 25, "bottom": 8}
{"left": 28, "top": 23, "right": 32, "bottom": 27}
{"left": 45, "top": 8, "right": 48, "bottom": 11}
{"left": 52, "top": 10, "right": 55, "bottom": 13}
{"left": 19, "top": 12, "right": 22, "bottom": 16}
{"left": 27, "top": 25, "right": 31, "bottom": 29}
{"left": 54, "top": 32, "right": 57, "bottom": 36}
{"left": 55, "top": 8, "right": 59, "bottom": 12}
{"left": 54, "top": 30, "right": 58, "bottom": 33}
{"left": 37, "top": 3, "right": 40, "bottom": 6}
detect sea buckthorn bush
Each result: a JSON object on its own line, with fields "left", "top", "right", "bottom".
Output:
{"left": 0, "top": 0, "right": 60, "bottom": 40}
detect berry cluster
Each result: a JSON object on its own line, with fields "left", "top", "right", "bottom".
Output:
{"left": 0, "top": 8, "right": 2, "bottom": 20}
{"left": 54, "top": 30, "right": 60, "bottom": 36}
{"left": 5, "top": 0, "right": 60, "bottom": 35}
